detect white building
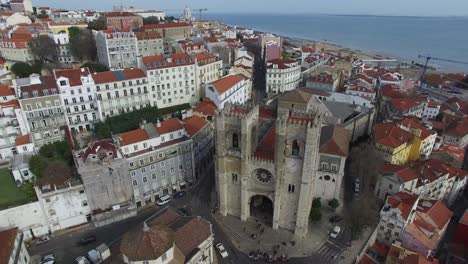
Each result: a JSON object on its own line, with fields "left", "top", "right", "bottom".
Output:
{"left": 54, "top": 68, "right": 100, "bottom": 133}
{"left": 345, "top": 85, "right": 376, "bottom": 101}
{"left": 93, "top": 68, "right": 149, "bottom": 119}
{"left": 422, "top": 100, "right": 440, "bottom": 120}
{"left": 10, "top": 0, "right": 33, "bottom": 13}
{"left": 95, "top": 29, "right": 138, "bottom": 70}
{"left": 0, "top": 12, "right": 31, "bottom": 30}
{"left": 0, "top": 227, "right": 31, "bottom": 264}
{"left": 48, "top": 32, "right": 74, "bottom": 64}
{"left": 193, "top": 52, "right": 223, "bottom": 99}
{"left": 11, "top": 134, "right": 35, "bottom": 185}
{"left": 141, "top": 53, "right": 198, "bottom": 108}
{"left": 135, "top": 10, "right": 166, "bottom": 20}
{"left": 135, "top": 31, "right": 164, "bottom": 57}
{"left": 222, "top": 29, "right": 237, "bottom": 39}
{"left": 35, "top": 178, "right": 91, "bottom": 232}
{"left": 266, "top": 58, "right": 301, "bottom": 94}
{"left": 377, "top": 191, "right": 419, "bottom": 245}
{"left": 205, "top": 74, "right": 249, "bottom": 109}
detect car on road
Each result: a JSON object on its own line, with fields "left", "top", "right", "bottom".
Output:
{"left": 330, "top": 226, "right": 341, "bottom": 239}
{"left": 75, "top": 256, "right": 90, "bottom": 264}
{"left": 36, "top": 235, "right": 51, "bottom": 245}
{"left": 216, "top": 243, "right": 229, "bottom": 258}
{"left": 177, "top": 207, "right": 191, "bottom": 216}
{"left": 173, "top": 191, "right": 186, "bottom": 199}
{"left": 156, "top": 195, "right": 172, "bottom": 206}
{"left": 79, "top": 235, "right": 97, "bottom": 246}
{"left": 41, "top": 254, "right": 55, "bottom": 264}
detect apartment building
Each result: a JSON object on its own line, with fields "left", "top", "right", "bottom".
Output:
{"left": 0, "top": 227, "right": 30, "bottom": 264}
{"left": 0, "top": 36, "right": 34, "bottom": 64}
{"left": 193, "top": 52, "right": 223, "bottom": 98}
{"left": 374, "top": 123, "right": 412, "bottom": 165}
{"left": 205, "top": 74, "right": 249, "bottom": 109}
{"left": 184, "top": 115, "right": 213, "bottom": 178}
{"left": 142, "top": 22, "right": 193, "bottom": 40}
{"left": 17, "top": 74, "right": 66, "bottom": 147}
{"left": 54, "top": 68, "right": 99, "bottom": 133}
{"left": 141, "top": 53, "right": 198, "bottom": 108}
{"left": 95, "top": 29, "right": 138, "bottom": 70}
{"left": 266, "top": 58, "right": 301, "bottom": 94}
{"left": 104, "top": 12, "right": 143, "bottom": 31}
{"left": 48, "top": 31, "right": 74, "bottom": 64}
{"left": 94, "top": 68, "right": 149, "bottom": 119}
{"left": 135, "top": 31, "right": 164, "bottom": 57}
{"left": 114, "top": 118, "right": 195, "bottom": 207}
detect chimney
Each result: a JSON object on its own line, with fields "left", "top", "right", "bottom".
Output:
{"left": 156, "top": 119, "right": 161, "bottom": 128}
{"left": 139, "top": 119, "right": 146, "bottom": 129}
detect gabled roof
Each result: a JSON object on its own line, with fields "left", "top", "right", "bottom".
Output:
{"left": 209, "top": 74, "right": 244, "bottom": 94}
{"left": 92, "top": 68, "right": 146, "bottom": 84}
{"left": 119, "top": 129, "right": 148, "bottom": 146}
{"left": 375, "top": 123, "right": 412, "bottom": 148}
{"left": 385, "top": 191, "right": 419, "bottom": 220}
{"left": 183, "top": 115, "right": 208, "bottom": 137}
{"left": 319, "top": 125, "right": 350, "bottom": 157}
{"left": 53, "top": 68, "right": 90, "bottom": 87}
{"left": 391, "top": 98, "right": 421, "bottom": 111}
{"left": 193, "top": 98, "right": 217, "bottom": 116}
{"left": 416, "top": 199, "right": 453, "bottom": 230}
{"left": 142, "top": 22, "right": 192, "bottom": 30}
{"left": 0, "top": 228, "right": 18, "bottom": 264}
{"left": 278, "top": 89, "right": 314, "bottom": 104}
{"left": 433, "top": 144, "right": 465, "bottom": 163}
{"left": 142, "top": 53, "right": 194, "bottom": 70}
{"left": 156, "top": 118, "right": 183, "bottom": 135}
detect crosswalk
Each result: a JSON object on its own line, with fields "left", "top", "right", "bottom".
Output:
{"left": 315, "top": 241, "right": 343, "bottom": 264}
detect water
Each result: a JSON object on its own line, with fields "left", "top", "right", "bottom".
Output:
{"left": 204, "top": 13, "right": 468, "bottom": 72}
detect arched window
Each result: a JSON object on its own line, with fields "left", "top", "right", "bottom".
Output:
{"left": 292, "top": 140, "right": 300, "bottom": 156}
{"left": 232, "top": 133, "right": 239, "bottom": 149}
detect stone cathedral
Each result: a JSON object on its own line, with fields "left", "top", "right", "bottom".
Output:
{"left": 215, "top": 89, "right": 350, "bottom": 237}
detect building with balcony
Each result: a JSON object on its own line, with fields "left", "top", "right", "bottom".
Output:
{"left": 141, "top": 53, "right": 198, "bottom": 108}
{"left": 205, "top": 74, "right": 249, "bottom": 110}
{"left": 95, "top": 29, "right": 138, "bottom": 70}
{"left": 54, "top": 68, "right": 100, "bottom": 133}
{"left": 193, "top": 52, "right": 223, "bottom": 99}
{"left": 266, "top": 58, "right": 301, "bottom": 94}
{"left": 16, "top": 74, "right": 67, "bottom": 148}
{"left": 135, "top": 31, "right": 164, "bottom": 57}
{"left": 93, "top": 68, "right": 149, "bottom": 119}
{"left": 114, "top": 118, "right": 195, "bottom": 207}
{"left": 48, "top": 31, "right": 74, "bottom": 64}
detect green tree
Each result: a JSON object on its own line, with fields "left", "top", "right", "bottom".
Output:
{"left": 310, "top": 208, "right": 322, "bottom": 222}
{"left": 87, "top": 17, "right": 107, "bottom": 31}
{"left": 37, "top": 10, "right": 49, "bottom": 18}
{"left": 328, "top": 198, "right": 340, "bottom": 209}
{"left": 29, "top": 35, "right": 58, "bottom": 62}
{"left": 312, "top": 197, "right": 322, "bottom": 208}
{"left": 82, "top": 62, "right": 109, "bottom": 73}
{"left": 29, "top": 155, "right": 47, "bottom": 178}
{"left": 21, "top": 182, "right": 36, "bottom": 199}
{"left": 143, "top": 16, "right": 160, "bottom": 25}
{"left": 69, "top": 28, "right": 97, "bottom": 62}
{"left": 11, "top": 62, "right": 32, "bottom": 77}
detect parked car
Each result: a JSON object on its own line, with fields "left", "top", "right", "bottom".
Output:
{"left": 330, "top": 226, "right": 341, "bottom": 239}
{"left": 41, "top": 254, "right": 55, "bottom": 264}
{"left": 173, "top": 191, "right": 186, "bottom": 199}
{"left": 177, "top": 207, "right": 191, "bottom": 217}
{"left": 36, "top": 235, "right": 51, "bottom": 245}
{"left": 79, "top": 235, "right": 97, "bottom": 246}
{"left": 156, "top": 195, "right": 172, "bottom": 206}
{"left": 216, "top": 243, "right": 229, "bottom": 258}
{"left": 75, "top": 256, "right": 90, "bottom": 264}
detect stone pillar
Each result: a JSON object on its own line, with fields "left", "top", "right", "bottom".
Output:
{"left": 273, "top": 119, "right": 286, "bottom": 230}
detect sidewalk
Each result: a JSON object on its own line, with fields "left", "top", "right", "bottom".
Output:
{"left": 337, "top": 226, "right": 374, "bottom": 264}
{"left": 212, "top": 211, "right": 332, "bottom": 258}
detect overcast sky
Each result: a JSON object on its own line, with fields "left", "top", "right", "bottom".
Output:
{"left": 34, "top": 0, "right": 468, "bottom": 16}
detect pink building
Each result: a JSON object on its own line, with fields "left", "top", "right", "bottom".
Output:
{"left": 264, "top": 40, "right": 281, "bottom": 62}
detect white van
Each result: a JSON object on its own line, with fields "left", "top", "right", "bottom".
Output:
{"left": 157, "top": 195, "right": 172, "bottom": 206}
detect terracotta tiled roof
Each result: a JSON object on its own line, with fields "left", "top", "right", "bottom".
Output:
{"left": 386, "top": 191, "right": 419, "bottom": 220}
{"left": 417, "top": 199, "right": 453, "bottom": 230}
{"left": 135, "top": 31, "right": 161, "bottom": 40}
{"left": 348, "top": 86, "right": 375, "bottom": 94}
{"left": 119, "top": 129, "right": 148, "bottom": 146}
{"left": 92, "top": 68, "right": 146, "bottom": 84}
{"left": 375, "top": 123, "right": 412, "bottom": 148}
{"left": 105, "top": 12, "right": 139, "bottom": 17}
{"left": 395, "top": 167, "right": 418, "bottom": 183}
{"left": 210, "top": 74, "right": 244, "bottom": 94}
{"left": 193, "top": 98, "right": 217, "bottom": 116}
{"left": 445, "top": 118, "right": 468, "bottom": 138}
{"left": 81, "top": 140, "right": 117, "bottom": 162}
{"left": 0, "top": 228, "right": 18, "bottom": 264}
{"left": 266, "top": 58, "right": 297, "bottom": 69}
{"left": 386, "top": 243, "right": 439, "bottom": 264}
{"left": 156, "top": 118, "right": 184, "bottom": 135}
{"left": 15, "top": 134, "right": 31, "bottom": 146}
{"left": 434, "top": 144, "right": 465, "bottom": 163}
{"left": 183, "top": 115, "right": 208, "bottom": 137}
{"left": 142, "top": 22, "right": 192, "bottom": 30}
{"left": 54, "top": 68, "right": 91, "bottom": 87}
{"left": 120, "top": 224, "right": 175, "bottom": 260}
{"left": 255, "top": 126, "right": 276, "bottom": 161}
{"left": 0, "top": 99, "right": 19, "bottom": 108}
{"left": 400, "top": 117, "right": 435, "bottom": 140}
{"left": 278, "top": 89, "right": 315, "bottom": 104}
{"left": 173, "top": 217, "right": 211, "bottom": 256}
{"left": 391, "top": 98, "right": 421, "bottom": 111}
{"left": 319, "top": 125, "right": 350, "bottom": 156}
{"left": 19, "top": 75, "right": 58, "bottom": 98}
{"left": 142, "top": 53, "right": 194, "bottom": 70}
{"left": 380, "top": 84, "right": 406, "bottom": 99}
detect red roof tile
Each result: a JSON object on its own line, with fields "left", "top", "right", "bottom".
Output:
{"left": 391, "top": 98, "right": 421, "bottom": 111}
{"left": 375, "top": 123, "right": 412, "bottom": 148}
{"left": 156, "top": 118, "right": 183, "bottom": 135}
{"left": 142, "top": 53, "right": 194, "bottom": 70}
{"left": 119, "top": 129, "right": 148, "bottom": 146}
{"left": 0, "top": 99, "right": 19, "bottom": 108}
{"left": 210, "top": 74, "right": 244, "bottom": 94}
{"left": 386, "top": 191, "right": 419, "bottom": 220}
{"left": 143, "top": 22, "right": 192, "bottom": 30}
{"left": 0, "top": 228, "right": 18, "bottom": 264}
{"left": 193, "top": 98, "right": 217, "bottom": 116}
{"left": 183, "top": 115, "right": 208, "bottom": 137}
{"left": 434, "top": 144, "right": 465, "bottom": 163}
{"left": 15, "top": 134, "right": 31, "bottom": 146}
{"left": 54, "top": 68, "right": 91, "bottom": 87}
{"left": 319, "top": 125, "right": 350, "bottom": 156}
{"left": 92, "top": 68, "right": 146, "bottom": 84}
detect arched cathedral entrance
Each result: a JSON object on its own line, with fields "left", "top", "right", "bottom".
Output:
{"left": 249, "top": 195, "right": 274, "bottom": 227}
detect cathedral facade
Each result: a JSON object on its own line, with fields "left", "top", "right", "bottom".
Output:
{"left": 215, "top": 93, "right": 349, "bottom": 237}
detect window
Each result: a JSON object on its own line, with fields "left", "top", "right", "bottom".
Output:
{"left": 232, "top": 173, "right": 238, "bottom": 182}
{"left": 79, "top": 190, "right": 85, "bottom": 194}
{"left": 141, "top": 168, "right": 146, "bottom": 173}
{"left": 331, "top": 164, "right": 338, "bottom": 172}
{"left": 143, "top": 177, "right": 147, "bottom": 183}
{"left": 232, "top": 133, "right": 239, "bottom": 148}
{"left": 132, "top": 180, "right": 137, "bottom": 186}
{"left": 292, "top": 140, "right": 300, "bottom": 156}
{"left": 321, "top": 162, "right": 328, "bottom": 171}
{"left": 152, "top": 173, "right": 157, "bottom": 180}
{"left": 82, "top": 201, "right": 88, "bottom": 207}
{"left": 170, "top": 167, "right": 175, "bottom": 174}
{"left": 131, "top": 171, "right": 136, "bottom": 176}
{"left": 388, "top": 184, "right": 393, "bottom": 190}
{"left": 288, "top": 184, "right": 295, "bottom": 193}
{"left": 162, "top": 253, "right": 167, "bottom": 261}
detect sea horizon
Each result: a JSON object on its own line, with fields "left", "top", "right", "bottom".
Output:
{"left": 201, "top": 13, "right": 468, "bottom": 72}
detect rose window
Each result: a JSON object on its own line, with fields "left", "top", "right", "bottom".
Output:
{"left": 255, "top": 169, "right": 273, "bottom": 183}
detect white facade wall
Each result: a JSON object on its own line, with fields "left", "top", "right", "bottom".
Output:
{"left": 49, "top": 32, "right": 74, "bottom": 64}
{"left": 422, "top": 105, "right": 440, "bottom": 120}
{"left": 0, "top": 105, "right": 22, "bottom": 161}
{"left": 1, "top": 13, "right": 31, "bottom": 29}
{"left": 186, "top": 235, "right": 214, "bottom": 264}
{"left": 57, "top": 73, "right": 100, "bottom": 133}
{"left": 96, "top": 31, "right": 139, "bottom": 70}
{"left": 205, "top": 79, "right": 249, "bottom": 110}
{"left": 345, "top": 89, "right": 376, "bottom": 100}
{"left": 266, "top": 63, "right": 301, "bottom": 94}
{"left": 137, "top": 38, "right": 164, "bottom": 57}
{"left": 36, "top": 184, "right": 91, "bottom": 232}
{"left": 123, "top": 246, "right": 174, "bottom": 264}
{"left": 146, "top": 64, "right": 197, "bottom": 108}
{"left": 0, "top": 202, "right": 49, "bottom": 240}
{"left": 195, "top": 59, "right": 222, "bottom": 99}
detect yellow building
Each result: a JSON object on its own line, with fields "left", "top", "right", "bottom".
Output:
{"left": 47, "top": 22, "right": 87, "bottom": 35}
{"left": 375, "top": 123, "right": 413, "bottom": 165}
{"left": 400, "top": 117, "right": 437, "bottom": 162}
